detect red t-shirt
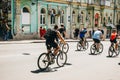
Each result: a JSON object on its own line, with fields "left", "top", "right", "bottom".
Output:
{"left": 110, "top": 32, "right": 117, "bottom": 40}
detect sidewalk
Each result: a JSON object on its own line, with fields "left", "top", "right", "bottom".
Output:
{"left": 0, "top": 39, "right": 109, "bottom": 44}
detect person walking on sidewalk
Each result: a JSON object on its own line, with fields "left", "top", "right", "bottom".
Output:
{"left": 2, "top": 20, "right": 10, "bottom": 41}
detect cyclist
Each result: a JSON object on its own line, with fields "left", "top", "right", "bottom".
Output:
{"left": 92, "top": 28, "right": 103, "bottom": 52}
{"left": 45, "top": 25, "right": 66, "bottom": 61}
{"left": 58, "top": 24, "right": 66, "bottom": 39}
{"left": 110, "top": 29, "right": 118, "bottom": 51}
{"left": 79, "top": 28, "right": 87, "bottom": 49}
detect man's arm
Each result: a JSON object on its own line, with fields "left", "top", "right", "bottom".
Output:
{"left": 57, "top": 31, "right": 66, "bottom": 44}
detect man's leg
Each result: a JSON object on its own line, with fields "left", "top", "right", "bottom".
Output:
{"left": 54, "top": 46, "right": 60, "bottom": 56}
{"left": 96, "top": 40, "right": 100, "bottom": 52}
{"left": 115, "top": 40, "right": 118, "bottom": 50}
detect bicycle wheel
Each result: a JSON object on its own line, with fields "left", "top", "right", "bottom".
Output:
{"left": 90, "top": 44, "right": 96, "bottom": 54}
{"left": 37, "top": 53, "right": 49, "bottom": 71}
{"left": 62, "top": 43, "right": 69, "bottom": 53}
{"left": 84, "top": 41, "right": 89, "bottom": 50}
{"left": 77, "top": 42, "right": 82, "bottom": 50}
{"left": 108, "top": 46, "right": 114, "bottom": 57}
{"left": 108, "top": 46, "right": 119, "bottom": 57}
{"left": 99, "top": 43, "right": 103, "bottom": 53}
{"left": 56, "top": 51, "right": 67, "bottom": 67}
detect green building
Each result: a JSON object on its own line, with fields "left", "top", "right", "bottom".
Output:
{"left": 0, "top": 0, "right": 120, "bottom": 40}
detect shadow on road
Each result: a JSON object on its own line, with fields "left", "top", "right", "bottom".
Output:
{"left": 31, "top": 63, "right": 72, "bottom": 74}
{"left": 31, "top": 67, "right": 57, "bottom": 74}
{"left": 65, "top": 62, "right": 72, "bottom": 65}
{"left": 106, "top": 56, "right": 119, "bottom": 58}
{"left": 88, "top": 53, "right": 98, "bottom": 55}
{"left": 75, "top": 49, "right": 87, "bottom": 52}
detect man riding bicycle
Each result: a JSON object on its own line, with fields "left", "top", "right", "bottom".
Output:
{"left": 44, "top": 25, "right": 66, "bottom": 60}
{"left": 79, "top": 28, "right": 87, "bottom": 49}
{"left": 92, "top": 28, "right": 103, "bottom": 52}
{"left": 110, "top": 29, "right": 118, "bottom": 51}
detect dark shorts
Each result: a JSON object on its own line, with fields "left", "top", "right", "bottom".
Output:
{"left": 46, "top": 41, "right": 58, "bottom": 50}
{"left": 110, "top": 39, "right": 117, "bottom": 43}
{"left": 93, "top": 38, "right": 100, "bottom": 43}
{"left": 80, "top": 37, "right": 84, "bottom": 41}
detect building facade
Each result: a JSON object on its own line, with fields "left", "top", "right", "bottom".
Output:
{"left": 0, "top": 0, "right": 120, "bottom": 40}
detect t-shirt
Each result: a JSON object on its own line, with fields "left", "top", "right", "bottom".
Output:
{"left": 93, "top": 30, "right": 102, "bottom": 40}
{"left": 80, "top": 29, "right": 87, "bottom": 38}
{"left": 44, "top": 29, "right": 57, "bottom": 41}
{"left": 110, "top": 32, "right": 117, "bottom": 40}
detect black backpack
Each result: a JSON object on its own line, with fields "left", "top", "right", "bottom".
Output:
{"left": 44, "top": 28, "right": 57, "bottom": 40}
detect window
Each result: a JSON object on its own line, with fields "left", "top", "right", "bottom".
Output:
{"left": 51, "top": 9, "right": 56, "bottom": 24}
{"left": 22, "top": 7, "right": 30, "bottom": 33}
{"left": 72, "top": 11, "right": 76, "bottom": 23}
{"left": 81, "top": 11, "right": 84, "bottom": 24}
{"left": 40, "top": 8, "right": 46, "bottom": 24}
{"left": 86, "top": 12, "right": 91, "bottom": 24}
{"left": 22, "top": 7, "right": 30, "bottom": 24}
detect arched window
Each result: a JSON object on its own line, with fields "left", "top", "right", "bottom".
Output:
{"left": 86, "top": 12, "right": 91, "bottom": 24}
{"left": 22, "top": 7, "right": 30, "bottom": 33}
{"left": 81, "top": 11, "right": 84, "bottom": 24}
{"left": 51, "top": 9, "right": 56, "bottom": 24}
{"left": 60, "top": 10, "right": 64, "bottom": 24}
{"left": 72, "top": 10, "right": 76, "bottom": 23}
{"left": 22, "top": 7, "right": 30, "bottom": 24}
{"left": 40, "top": 8, "right": 46, "bottom": 24}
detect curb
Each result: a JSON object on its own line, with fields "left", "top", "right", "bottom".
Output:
{"left": 0, "top": 39, "right": 110, "bottom": 44}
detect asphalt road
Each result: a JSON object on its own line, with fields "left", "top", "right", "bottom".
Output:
{"left": 0, "top": 41, "right": 120, "bottom": 80}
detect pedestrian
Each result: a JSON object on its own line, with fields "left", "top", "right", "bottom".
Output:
{"left": 2, "top": 20, "right": 10, "bottom": 41}
{"left": 42, "top": 28, "right": 46, "bottom": 39}
{"left": 39, "top": 26, "right": 44, "bottom": 39}
{"left": 73, "top": 28, "right": 79, "bottom": 39}
{"left": 58, "top": 24, "right": 66, "bottom": 39}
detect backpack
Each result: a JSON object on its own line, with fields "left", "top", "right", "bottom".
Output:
{"left": 44, "top": 28, "right": 57, "bottom": 40}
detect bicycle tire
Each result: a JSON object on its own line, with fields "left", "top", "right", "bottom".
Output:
{"left": 77, "top": 42, "right": 82, "bottom": 50}
{"left": 84, "top": 41, "right": 89, "bottom": 50}
{"left": 90, "top": 44, "right": 96, "bottom": 54}
{"left": 37, "top": 53, "right": 49, "bottom": 71}
{"left": 99, "top": 43, "right": 103, "bottom": 53}
{"left": 56, "top": 51, "right": 67, "bottom": 67}
{"left": 108, "top": 46, "right": 119, "bottom": 57}
{"left": 90, "top": 43, "right": 103, "bottom": 55}
{"left": 62, "top": 43, "right": 69, "bottom": 53}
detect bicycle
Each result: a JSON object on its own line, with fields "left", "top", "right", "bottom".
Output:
{"left": 108, "top": 42, "right": 120, "bottom": 57}
{"left": 90, "top": 42, "right": 103, "bottom": 55}
{"left": 77, "top": 38, "right": 89, "bottom": 51}
{"left": 37, "top": 50, "right": 67, "bottom": 71}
